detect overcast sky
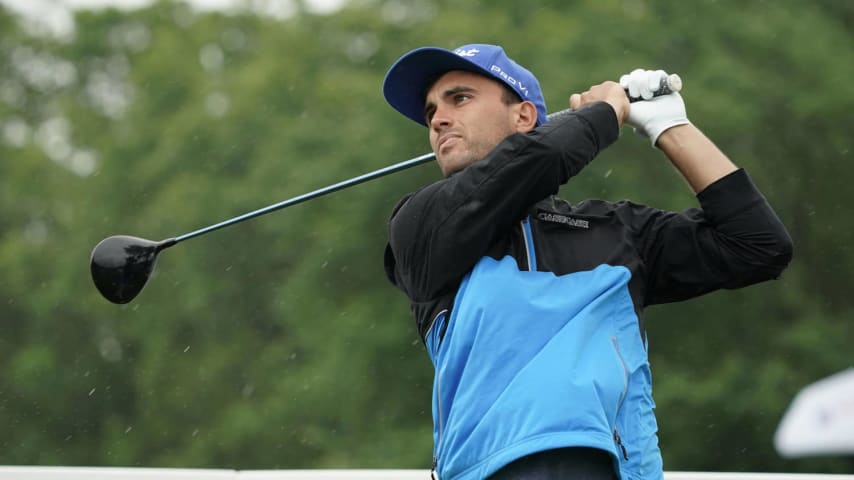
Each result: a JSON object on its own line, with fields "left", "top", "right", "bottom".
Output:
{"left": 0, "top": 0, "right": 346, "bottom": 37}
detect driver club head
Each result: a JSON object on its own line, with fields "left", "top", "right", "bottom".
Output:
{"left": 90, "top": 235, "right": 174, "bottom": 304}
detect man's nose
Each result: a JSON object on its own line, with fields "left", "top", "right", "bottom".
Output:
{"left": 430, "top": 105, "right": 452, "bottom": 131}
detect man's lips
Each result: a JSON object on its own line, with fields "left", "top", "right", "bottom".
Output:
{"left": 437, "top": 133, "right": 462, "bottom": 153}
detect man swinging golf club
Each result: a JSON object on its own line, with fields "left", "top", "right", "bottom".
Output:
{"left": 382, "top": 43, "right": 793, "bottom": 479}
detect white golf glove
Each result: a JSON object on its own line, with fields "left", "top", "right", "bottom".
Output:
{"left": 619, "top": 69, "right": 690, "bottom": 147}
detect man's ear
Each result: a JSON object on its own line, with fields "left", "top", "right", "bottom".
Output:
{"left": 515, "top": 101, "right": 538, "bottom": 132}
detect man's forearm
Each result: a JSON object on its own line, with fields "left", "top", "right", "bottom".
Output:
{"left": 656, "top": 123, "right": 738, "bottom": 193}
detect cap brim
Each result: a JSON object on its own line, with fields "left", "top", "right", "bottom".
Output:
{"left": 383, "top": 47, "right": 494, "bottom": 126}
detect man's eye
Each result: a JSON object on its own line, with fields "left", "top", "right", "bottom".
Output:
{"left": 454, "top": 94, "right": 471, "bottom": 103}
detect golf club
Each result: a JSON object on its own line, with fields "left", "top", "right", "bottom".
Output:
{"left": 91, "top": 74, "right": 681, "bottom": 304}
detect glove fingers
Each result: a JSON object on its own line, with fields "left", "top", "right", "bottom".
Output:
{"left": 622, "top": 69, "right": 672, "bottom": 100}
{"left": 637, "top": 70, "right": 653, "bottom": 100}
{"left": 625, "top": 68, "right": 645, "bottom": 98}
{"left": 644, "top": 70, "right": 662, "bottom": 99}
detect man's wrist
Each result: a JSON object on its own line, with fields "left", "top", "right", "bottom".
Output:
{"left": 580, "top": 101, "right": 621, "bottom": 150}
{"left": 655, "top": 123, "right": 694, "bottom": 149}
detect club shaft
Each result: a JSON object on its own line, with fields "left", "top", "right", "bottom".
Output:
{"left": 173, "top": 75, "right": 681, "bottom": 244}
{"left": 174, "top": 152, "right": 437, "bottom": 243}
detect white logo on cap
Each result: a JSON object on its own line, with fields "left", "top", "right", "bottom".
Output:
{"left": 490, "top": 65, "right": 529, "bottom": 98}
{"left": 455, "top": 48, "right": 480, "bottom": 57}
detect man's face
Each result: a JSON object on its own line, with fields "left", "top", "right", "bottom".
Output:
{"left": 424, "top": 71, "right": 523, "bottom": 177}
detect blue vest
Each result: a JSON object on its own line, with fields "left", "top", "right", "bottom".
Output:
{"left": 425, "top": 256, "right": 663, "bottom": 480}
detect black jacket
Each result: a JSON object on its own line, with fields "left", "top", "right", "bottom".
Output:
{"left": 384, "top": 102, "right": 794, "bottom": 342}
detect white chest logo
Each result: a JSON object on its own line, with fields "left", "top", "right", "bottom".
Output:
{"left": 538, "top": 212, "right": 590, "bottom": 229}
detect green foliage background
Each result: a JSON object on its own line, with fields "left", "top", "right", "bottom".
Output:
{"left": 0, "top": 0, "right": 852, "bottom": 473}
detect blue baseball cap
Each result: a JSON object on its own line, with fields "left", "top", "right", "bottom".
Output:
{"left": 383, "top": 44, "right": 548, "bottom": 127}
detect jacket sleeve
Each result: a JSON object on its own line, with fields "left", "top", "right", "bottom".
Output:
{"left": 384, "top": 102, "right": 620, "bottom": 303}
{"left": 628, "top": 168, "right": 794, "bottom": 305}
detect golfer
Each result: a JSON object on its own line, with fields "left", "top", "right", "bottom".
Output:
{"left": 382, "top": 43, "right": 793, "bottom": 479}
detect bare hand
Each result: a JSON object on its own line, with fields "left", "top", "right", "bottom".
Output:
{"left": 568, "top": 81, "right": 629, "bottom": 126}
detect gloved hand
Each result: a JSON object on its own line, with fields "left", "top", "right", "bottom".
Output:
{"left": 619, "top": 69, "right": 690, "bottom": 147}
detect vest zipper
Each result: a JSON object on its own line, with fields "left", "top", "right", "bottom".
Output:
{"left": 611, "top": 336, "right": 630, "bottom": 461}
{"left": 613, "top": 428, "right": 630, "bottom": 461}
{"left": 423, "top": 309, "right": 449, "bottom": 345}
{"left": 431, "top": 368, "right": 445, "bottom": 479}
{"left": 521, "top": 216, "right": 536, "bottom": 271}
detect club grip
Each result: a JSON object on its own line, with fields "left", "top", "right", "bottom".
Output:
{"left": 545, "top": 73, "right": 682, "bottom": 123}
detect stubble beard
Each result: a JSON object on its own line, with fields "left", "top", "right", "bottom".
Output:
{"left": 438, "top": 134, "right": 507, "bottom": 177}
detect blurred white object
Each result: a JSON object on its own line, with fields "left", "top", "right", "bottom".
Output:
{"left": 775, "top": 368, "right": 854, "bottom": 457}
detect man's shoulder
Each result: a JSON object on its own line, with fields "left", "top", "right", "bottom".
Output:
{"left": 534, "top": 195, "right": 648, "bottom": 214}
